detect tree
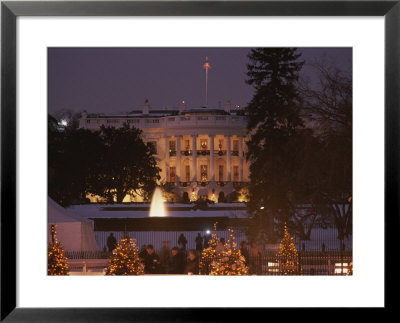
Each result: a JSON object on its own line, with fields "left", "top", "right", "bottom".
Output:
{"left": 48, "top": 115, "right": 103, "bottom": 206}
{"left": 276, "top": 224, "right": 301, "bottom": 275}
{"left": 208, "top": 228, "right": 248, "bottom": 276}
{"left": 106, "top": 236, "right": 144, "bottom": 275}
{"left": 48, "top": 225, "right": 69, "bottom": 275}
{"left": 300, "top": 63, "right": 352, "bottom": 241}
{"left": 199, "top": 223, "right": 219, "bottom": 275}
{"left": 89, "top": 124, "right": 161, "bottom": 203}
{"left": 245, "top": 48, "right": 305, "bottom": 242}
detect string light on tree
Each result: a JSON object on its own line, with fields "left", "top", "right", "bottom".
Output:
{"left": 200, "top": 223, "right": 248, "bottom": 275}
{"left": 199, "top": 222, "right": 219, "bottom": 274}
{"left": 48, "top": 224, "right": 69, "bottom": 275}
{"left": 106, "top": 235, "right": 144, "bottom": 275}
{"left": 276, "top": 223, "right": 301, "bottom": 275}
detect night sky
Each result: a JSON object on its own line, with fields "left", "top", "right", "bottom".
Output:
{"left": 48, "top": 47, "right": 352, "bottom": 116}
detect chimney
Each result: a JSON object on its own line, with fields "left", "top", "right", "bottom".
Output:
{"left": 142, "top": 99, "right": 150, "bottom": 115}
{"left": 179, "top": 100, "right": 187, "bottom": 114}
{"left": 224, "top": 100, "right": 231, "bottom": 114}
{"left": 81, "top": 110, "right": 87, "bottom": 119}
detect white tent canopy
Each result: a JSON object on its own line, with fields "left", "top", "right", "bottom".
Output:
{"left": 48, "top": 197, "right": 99, "bottom": 252}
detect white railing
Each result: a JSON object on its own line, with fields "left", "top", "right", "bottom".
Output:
{"left": 81, "top": 115, "right": 247, "bottom": 130}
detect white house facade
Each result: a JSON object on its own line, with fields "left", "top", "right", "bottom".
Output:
{"left": 79, "top": 101, "right": 251, "bottom": 202}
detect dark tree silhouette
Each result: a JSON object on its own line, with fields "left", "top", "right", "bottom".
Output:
{"left": 89, "top": 124, "right": 161, "bottom": 203}
{"left": 300, "top": 63, "right": 352, "bottom": 241}
{"left": 245, "top": 48, "right": 305, "bottom": 242}
{"left": 48, "top": 117, "right": 160, "bottom": 205}
{"left": 48, "top": 115, "right": 103, "bottom": 206}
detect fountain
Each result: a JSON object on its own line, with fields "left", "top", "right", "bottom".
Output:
{"left": 149, "top": 187, "right": 167, "bottom": 217}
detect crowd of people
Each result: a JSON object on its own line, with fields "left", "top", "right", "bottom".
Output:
{"left": 107, "top": 232, "right": 263, "bottom": 275}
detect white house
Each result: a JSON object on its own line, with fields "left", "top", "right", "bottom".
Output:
{"left": 79, "top": 101, "right": 251, "bottom": 202}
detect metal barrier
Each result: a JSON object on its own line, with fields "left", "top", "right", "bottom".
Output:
{"left": 65, "top": 250, "right": 352, "bottom": 276}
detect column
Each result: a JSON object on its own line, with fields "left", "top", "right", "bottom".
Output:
{"left": 239, "top": 136, "right": 244, "bottom": 182}
{"left": 176, "top": 135, "right": 181, "bottom": 184}
{"left": 192, "top": 135, "right": 197, "bottom": 182}
{"left": 209, "top": 134, "right": 215, "bottom": 182}
{"left": 226, "top": 135, "right": 231, "bottom": 181}
{"left": 165, "top": 136, "right": 170, "bottom": 182}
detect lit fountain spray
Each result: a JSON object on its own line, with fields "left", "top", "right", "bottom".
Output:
{"left": 149, "top": 187, "right": 167, "bottom": 217}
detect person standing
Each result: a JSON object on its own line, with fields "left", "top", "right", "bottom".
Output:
{"left": 184, "top": 249, "right": 199, "bottom": 275}
{"left": 216, "top": 237, "right": 225, "bottom": 255}
{"left": 203, "top": 233, "right": 210, "bottom": 249}
{"left": 195, "top": 233, "right": 203, "bottom": 253}
{"left": 169, "top": 246, "right": 185, "bottom": 274}
{"left": 249, "top": 242, "right": 262, "bottom": 275}
{"left": 178, "top": 233, "right": 188, "bottom": 251}
{"left": 240, "top": 241, "right": 250, "bottom": 266}
{"left": 106, "top": 233, "right": 117, "bottom": 253}
{"left": 159, "top": 241, "right": 171, "bottom": 274}
{"left": 144, "top": 245, "right": 161, "bottom": 274}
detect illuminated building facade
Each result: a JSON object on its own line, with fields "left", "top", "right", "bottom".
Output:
{"left": 79, "top": 100, "right": 250, "bottom": 202}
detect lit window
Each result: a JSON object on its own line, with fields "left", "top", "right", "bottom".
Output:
{"left": 233, "top": 165, "right": 239, "bottom": 181}
{"left": 268, "top": 262, "right": 279, "bottom": 273}
{"left": 169, "top": 167, "right": 176, "bottom": 183}
{"left": 200, "top": 139, "right": 208, "bottom": 150}
{"left": 334, "top": 263, "right": 349, "bottom": 275}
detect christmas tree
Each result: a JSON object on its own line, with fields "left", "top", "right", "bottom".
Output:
{"left": 199, "top": 222, "right": 219, "bottom": 274}
{"left": 347, "top": 261, "right": 353, "bottom": 276}
{"left": 276, "top": 224, "right": 301, "bottom": 275}
{"left": 208, "top": 227, "right": 248, "bottom": 276}
{"left": 106, "top": 235, "right": 144, "bottom": 275}
{"left": 48, "top": 225, "right": 69, "bottom": 275}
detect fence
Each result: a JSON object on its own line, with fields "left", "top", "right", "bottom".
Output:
{"left": 93, "top": 228, "right": 352, "bottom": 254}
{"left": 65, "top": 251, "right": 352, "bottom": 276}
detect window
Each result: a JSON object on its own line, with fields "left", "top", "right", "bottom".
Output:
{"left": 106, "top": 119, "right": 119, "bottom": 123}
{"left": 218, "top": 139, "right": 223, "bottom": 150}
{"left": 147, "top": 141, "right": 157, "bottom": 154}
{"left": 185, "top": 139, "right": 190, "bottom": 150}
{"left": 334, "top": 263, "right": 349, "bottom": 275}
{"left": 86, "top": 120, "right": 90, "bottom": 124}
{"left": 200, "top": 139, "right": 208, "bottom": 150}
{"left": 185, "top": 165, "right": 191, "bottom": 182}
{"left": 233, "top": 165, "right": 239, "bottom": 181}
{"left": 169, "top": 141, "right": 176, "bottom": 151}
{"left": 233, "top": 140, "right": 239, "bottom": 151}
{"left": 268, "top": 262, "right": 279, "bottom": 273}
{"left": 200, "top": 165, "right": 208, "bottom": 182}
{"left": 218, "top": 165, "right": 224, "bottom": 182}
{"left": 169, "top": 167, "right": 176, "bottom": 183}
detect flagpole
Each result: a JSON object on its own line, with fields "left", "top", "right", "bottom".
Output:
{"left": 203, "top": 57, "right": 211, "bottom": 107}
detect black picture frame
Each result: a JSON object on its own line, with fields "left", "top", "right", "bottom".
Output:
{"left": 1, "top": 1, "right": 398, "bottom": 321}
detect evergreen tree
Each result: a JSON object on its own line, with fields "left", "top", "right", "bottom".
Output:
{"left": 48, "top": 225, "right": 69, "bottom": 275}
{"left": 245, "top": 48, "right": 305, "bottom": 242}
{"left": 210, "top": 228, "right": 248, "bottom": 276}
{"left": 106, "top": 236, "right": 144, "bottom": 275}
{"left": 200, "top": 222, "right": 219, "bottom": 274}
{"left": 276, "top": 224, "right": 301, "bottom": 275}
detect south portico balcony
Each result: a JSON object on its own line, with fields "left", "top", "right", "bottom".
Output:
{"left": 169, "top": 149, "right": 239, "bottom": 157}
